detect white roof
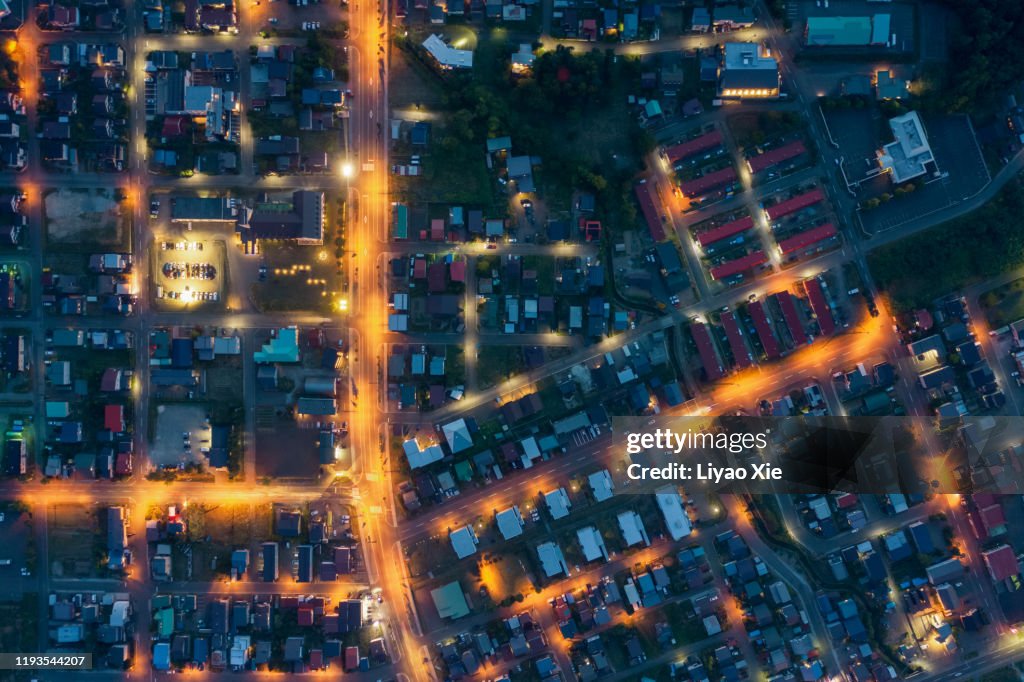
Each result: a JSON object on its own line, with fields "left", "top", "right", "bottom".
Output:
{"left": 808, "top": 496, "right": 831, "bottom": 520}
{"left": 422, "top": 34, "right": 474, "bottom": 69}
{"left": 442, "top": 418, "right": 473, "bottom": 453}
{"left": 495, "top": 506, "right": 524, "bottom": 540}
{"left": 589, "top": 469, "right": 614, "bottom": 501}
{"left": 655, "top": 486, "right": 692, "bottom": 540}
{"left": 768, "top": 580, "right": 791, "bottom": 605}
{"left": 878, "top": 111, "right": 935, "bottom": 183}
{"left": 521, "top": 436, "right": 540, "bottom": 460}
{"left": 723, "top": 42, "right": 777, "bottom": 71}
{"left": 450, "top": 525, "right": 478, "bottom": 559}
{"left": 537, "top": 542, "right": 568, "bottom": 577}
{"left": 576, "top": 526, "right": 607, "bottom": 562}
{"left": 544, "top": 488, "right": 571, "bottom": 520}
{"left": 403, "top": 439, "right": 444, "bottom": 469}
{"left": 110, "top": 600, "right": 130, "bottom": 627}
{"left": 617, "top": 510, "right": 649, "bottom": 547}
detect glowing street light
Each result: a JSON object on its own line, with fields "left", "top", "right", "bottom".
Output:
{"left": 337, "top": 298, "right": 349, "bottom": 312}
{"left": 340, "top": 162, "right": 355, "bottom": 179}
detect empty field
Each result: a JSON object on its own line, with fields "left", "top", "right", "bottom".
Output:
{"left": 48, "top": 504, "right": 103, "bottom": 578}
{"left": 172, "top": 503, "right": 274, "bottom": 582}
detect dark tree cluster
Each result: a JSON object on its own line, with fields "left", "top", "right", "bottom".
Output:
{"left": 930, "top": 0, "right": 1024, "bottom": 113}
{"left": 869, "top": 180, "right": 1024, "bottom": 310}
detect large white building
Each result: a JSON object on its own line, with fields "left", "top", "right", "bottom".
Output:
{"left": 655, "top": 486, "right": 692, "bottom": 541}
{"left": 718, "top": 43, "right": 780, "bottom": 98}
{"left": 878, "top": 111, "right": 936, "bottom": 184}
{"left": 450, "top": 525, "right": 479, "bottom": 559}
{"left": 422, "top": 34, "right": 474, "bottom": 70}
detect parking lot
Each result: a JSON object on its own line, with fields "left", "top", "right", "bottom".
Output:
{"left": 823, "top": 107, "right": 882, "bottom": 187}
{"left": 152, "top": 239, "right": 227, "bottom": 308}
{"left": 151, "top": 404, "right": 211, "bottom": 469}
{"left": 860, "top": 115, "right": 989, "bottom": 234}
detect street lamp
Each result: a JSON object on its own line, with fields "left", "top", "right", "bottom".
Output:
{"left": 340, "top": 162, "right": 355, "bottom": 179}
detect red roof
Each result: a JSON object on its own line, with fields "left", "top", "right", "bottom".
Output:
{"left": 449, "top": 260, "right": 466, "bottom": 283}
{"left": 309, "top": 650, "right": 324, "bottom": 669}
{"left": 680, "top": 166, "right": 737, "bottom": 197}
{"left": 696, "top": 215, "right": 753, "bottom": 248}
{"left": 115, "top": 451, "right": 131, "bottom": 475}
{"left": 773, "top": 291, "right": 807, "bottom": 346}
{"left": 690, "top": 323, "right": 723, "bottom": 381}
{"left": 634, "top": 182, "right": 666, "bottom": 242}
{"left": 748, "top": 300, "right": 780, "bottom": 360}
{"left": 980, "top": 503, "right": 1007, "bottom": 533}
{"left": 413, "top": 258, "right": 427, "bottom": 279}
{"left": 765, "top": 188, "right": 824, "bottom": 221}
{"left": 973, "top": 493, "right": 998, "bottom": 507}
{"left": 914, "top": 309, "right": 934, "bottom": 331}
{"left": 777, "top": 223, "right": 837, "bottom": 255}
{"left": 747, "top": 140, "right": 807, "bottom": 173}
{"left": 430, "top": 218, "right": 444, "bottom": 241}
{"left": 803, "top": 278, "right": 835, "bottom": 336}
{"left": 100, "top": 367, "right": 121, "bottom": 391}
{"left": 709, "top": 251, "right": 766, "bottom": 280}
{"left": 664, "top": 130, "right": 723, "bottom": 165}
{"left": 836, "top": 492, "right": 858, "bottom": 509}
{"left": 298, "top": 606, "right": 314, "bottom": 626}
{"left": 427, "top": 262, "right": 447, "bottom": 293}
{"left": 983, "top": 544, "right": 1019, "bottom": 582}
{"left": 161, "top": 115, "right": 189, "bottom": 139}
{"left": 104, "top": 404, "right": 124, "bottom": 432}
{"left": 720, "top": 311, "right": 753, "bottom": 368}
{"left": 345, "top": 647, "right": 360, "bottom": 671}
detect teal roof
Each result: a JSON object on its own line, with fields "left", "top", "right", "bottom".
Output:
{"left": 806, "top": 16, "right": 872, "bottom": 46}
{"left": 486, "top": 136, "right": 512, "bottom": 153}
{"left": 393, "top": 204, "right": 408, "bottom": 239}
{"left": 254, "top": 328, "right": 300, "bottom": 363}
{"left": 875, "top": 70, "right": 907, "bottom": 100}
{"left": 430, "top": 581, "right": 470, "bottom": 619}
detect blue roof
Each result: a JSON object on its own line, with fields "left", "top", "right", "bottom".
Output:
{"left": 302, "top": 88, "right": 320, "bottom": 105}
{"left": 629, "top": 384, "right": 650, "bottom": 411}
{"left": 313, "top": 67, "right": 334, "bottom": 82}
{"left": 863, "top": 552, "right": 886, "bottom": 582}
{"left": 908, "top": 522, "right": 934, "bottom": 553}
{"left": 171, "top": 338, "right": 193, "bottom": 368}
{"left": 411, "top": 122, "right": 430, "bottom": 145}
{"left": 153, "top": 643, "right": 170, "bottom": 670}
{"left": 320, "top": 90, "right": 343, "bottom": 105}
{"left": 663, "top": 381, "right": 685, "bottom": 406}
{"left": 193, "top": 638, "right": 209, "bottom": 663}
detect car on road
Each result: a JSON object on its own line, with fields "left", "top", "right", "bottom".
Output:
{"left": 149, "top": 199, "right": 160, "bottom": 217}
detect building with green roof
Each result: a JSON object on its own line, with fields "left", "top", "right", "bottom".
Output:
{"left": 431, "top": 581, "right": 470, "bottom": 620}
{"left": 805, "top": 16, "right": 871, "bottom": 46}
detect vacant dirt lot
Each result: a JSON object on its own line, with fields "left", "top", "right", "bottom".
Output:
{"left": 44, "top": 189, "right": 125, "bottom": 246}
